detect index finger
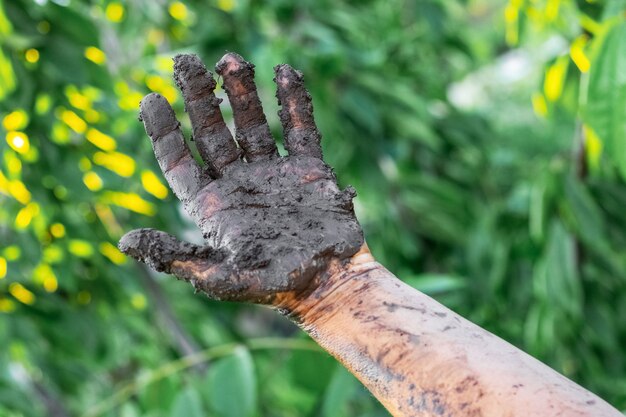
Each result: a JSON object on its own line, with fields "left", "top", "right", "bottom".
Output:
{"left": 140, "top": 93, "right": 205, "bottom": 204}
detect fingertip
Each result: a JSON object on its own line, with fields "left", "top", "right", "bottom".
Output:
{"left": 215, "top": 52, "right": 249, "bottom": 76}
{"left": 118, "top": 228, "right": 151, "bottom": 264}
{"left": 215, "top": 53, "right": 237, "bottom": 75}
{"left": 139, "top": 93, "right": 179, "bottom": 139}
{"left": 173, "top": 53, "right": 205, "bottom": 74}
{"left": 139, "top": 92, "right": 171, "bottom": 113}
{"left": 274, "top": 64, "right": 303, "bottom": 89}
{"left": 118, "top": 228, "right": 184, "bottom": 273}
{"left": 119, "top": 226, "right": 155, "bottom": 250}
{"left": 173, "top": 53, "right": 216, "bottom": 96}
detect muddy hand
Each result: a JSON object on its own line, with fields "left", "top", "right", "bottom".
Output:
{"left": 119, "top": 53, "right": 363, "bottom": 304}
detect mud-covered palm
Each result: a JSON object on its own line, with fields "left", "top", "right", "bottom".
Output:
{"left": 119, "top": 53, "right": 363, "bottom": 304}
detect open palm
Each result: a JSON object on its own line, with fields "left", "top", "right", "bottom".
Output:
{"left": 119, "top": 53, "right": 363, "bottom": 304}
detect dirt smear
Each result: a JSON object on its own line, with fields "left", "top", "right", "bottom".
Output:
{"left": 173, "top": 54, "right": 241, "bottom": 176}
{"left": 215, "top": 52, "right": 278, "bottom": 162}
{"left": 119, "top": 228, "right": 224, "bottom": 274}
{"left": 192, "top": 155, "right": 364, "bottom": 302}
{"left": 122, "top": 53, "right": 364, "bottom": 303}
{"left": 274, "top": 64, "right": 323, "bottom": 159}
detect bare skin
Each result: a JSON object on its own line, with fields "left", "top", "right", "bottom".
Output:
{"left": 119, "top": 53, "right": 623, "bottom": 417}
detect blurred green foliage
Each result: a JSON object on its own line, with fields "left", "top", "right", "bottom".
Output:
{"left": 1, "top": 0, "right": 625, "bottom": 416}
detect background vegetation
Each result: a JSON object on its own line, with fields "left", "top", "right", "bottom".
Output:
{"left": 1, "top": 0, "right": 625, "bottom": 416}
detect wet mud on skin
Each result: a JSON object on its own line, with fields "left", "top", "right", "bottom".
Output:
{"left": 137, "top": 92, "right": 207, "bottom": 204}
{"left": 120, "top": 52, "right": 364, "bottom": 304}
{"left": 215, "top": 53, "right": 278, "bottom": 161}
{"left": 118, "top": 228, "right": 225, "bottom": 273}
{"left": 274, "top": 64, "right": 323, "bottom": 159}
{"left": 193, "top": 155, "right": 364, "bottom": 302}
{"left": 173, "top": 54, "right": 241, "bottom": 176}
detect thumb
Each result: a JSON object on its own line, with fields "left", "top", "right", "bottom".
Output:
{"left": 118, "top": 228, "right": 225, "bottom": 284}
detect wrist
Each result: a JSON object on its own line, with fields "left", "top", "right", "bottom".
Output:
{"left": 273, "top": 243, "right": 384, "bottom": 325}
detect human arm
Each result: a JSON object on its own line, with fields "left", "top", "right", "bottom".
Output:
{"left": 276, "top": 247, "right": 620, "bottom": 417}
{"left": 118, "top": 53, "right": 623, "bottom": 417}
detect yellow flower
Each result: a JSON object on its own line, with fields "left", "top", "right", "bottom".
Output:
{"left": 99, "top": 242, "right": 127, "bottom": 265}
{"left": 68, "top": 240, "right": 94, "bottom": 257}
{"left": 50, "top": 223, "right": 66, "bottom": 238}
{"left": 8, "top": 180, "right": 31, "bottom": 204}
{"left": 101, "top": 191, "right": 156, "bottom": 216}
{"left": 6, "top": 131, "right": 29, "bottom": 154}
{"left": 33, "top": 264, "right": 58, "bottom": 293}
{"left": 25, "top": 48, "right": 39, "bottom": 63}
{"left": 105, "top": 2, "right": 125, "bottom": 22}
{"left": 169, "top": 2, "right": 188, "bottom": 20}
{"left": 92, "top": 151, "right": 135, "bottom": 177}
{"left": 86, "top": 128, "right": 117, "bottom": 151}
{"left": 61, "top": 109, "right": 87, "bottom": 134}
{"left": 15, "top": 203, "right": 39, "bottom": 229}
{"left": 570, "top": 35, "right": 590, "bottom": 73}
{"left": 65, "top": 86, "right": 91, "bottom": 111}
{"left": 3, "top": 109, "right": 29, "bottom": 130}
{"left": 544, "top": 56, "right": 568, "bottom": 102}
{"left": 83, "top": 171, "right": 103, "bottom": 191}
{"left": 9, "top": 283, "right": 35, "bottom": 305}
{"left": 0, "top": 257, "right": 6, "bottom": 279}
{"left": 84, "top": 46, "right": 106, "bottom": 65}
{"left": 141, "top": 170, "right": 168, "bottom": 199}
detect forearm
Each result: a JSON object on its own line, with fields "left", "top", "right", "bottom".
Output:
{"left": 277, "top": 250, "right": 621, "bottom": 417}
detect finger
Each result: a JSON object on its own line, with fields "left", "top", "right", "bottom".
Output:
{"left": 140, "top": 93, "right": 205, "bottom": 203}
{"left": 119, "top": 228, "right": 226, "bottom": 290}
{"left": 215, "top": 52, "right": 278, "bottom": 162}
{"left": 173, "top": 54, "right": 241, "bottom": 176}
{"left": 274, "top": 64, "right": 323, "bottom": 159}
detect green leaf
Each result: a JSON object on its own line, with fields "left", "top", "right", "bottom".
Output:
{"left": 120, "top": 403, "right": 141, "bottom": 417}
{"left": 602, "top": 0, "right": 626, "bottom": 20}
{"left": 339, "top": 86, "right": 382, "bottom": 136}
{"left": 564, "top": 176, "right": 606, "bottom": 248}
{"left": 404, "top": 274, "right": 466, "bottom": 295}
{"left": 583, "top": 18, "right": 626, "bottom": 179}
{"left": 524, "top": 303, "right": 558, "bottom": 355}
{"left": 170, "top": 387, "right": 205, "bottom": 417}
{"left": 139, "top": 374, "right": 179, "bottom": 412}
{"left": 533, "top": 221, "right": 582, "bottom": 319}
{"left": 285, "top": 350, "right": 336, "bottom": 393}
{"left": 205, "top": 346, "right": 257, "bottom": 417}
{"left": 321, "top": 366, "right": 359, "bottom": 417}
